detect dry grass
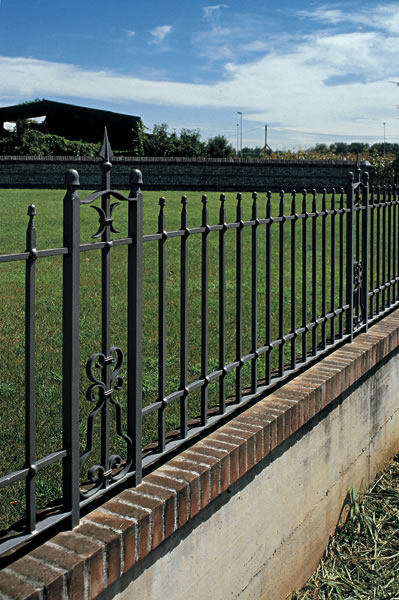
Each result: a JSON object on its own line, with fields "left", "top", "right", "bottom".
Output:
{"left": 294, "top": 455, "right": 399, "bottom": 599}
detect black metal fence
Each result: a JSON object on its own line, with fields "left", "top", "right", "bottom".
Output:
{"left": 0, "top": 132, "right": 397, "bottom": 556}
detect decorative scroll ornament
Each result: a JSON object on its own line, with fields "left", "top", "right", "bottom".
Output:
{"left": 353, "top": 260, "right": 364, "bottom": 328}
{"left": 90, "top": 202, "right": 121, "bottom": 239}
{"left": 80, "top": 346, "right": 133, "bottom": 498}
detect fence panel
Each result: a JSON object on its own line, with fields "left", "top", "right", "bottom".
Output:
{"left": 0, "top": 137, "right": 396, "bottom": 557}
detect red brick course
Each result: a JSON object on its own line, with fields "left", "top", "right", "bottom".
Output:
{"left": 3, "top": 310, "right": 399, "bottom": 598}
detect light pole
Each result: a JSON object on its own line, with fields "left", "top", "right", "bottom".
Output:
{"left": 237, "top": 111, "right": 242, "bottom": 156}
{"left": 383, "top": 122, "right": 386, "bottom": 159}
{"left": 236, "top": 123, "right": 239, "bottom": 155}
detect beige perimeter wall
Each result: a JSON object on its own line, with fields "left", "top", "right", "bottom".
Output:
{"left": 102, "top": 324, "right": 399, "bottom": 600}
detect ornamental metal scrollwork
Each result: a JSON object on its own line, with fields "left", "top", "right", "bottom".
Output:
{"left": 353, "top": 260, "right": 364, "bottom": 328}
{"left": 80, "top": 346, "right": 133, "bottom": 498}
{"left": 90, "top": 201, "right": 121, "bottom": 239}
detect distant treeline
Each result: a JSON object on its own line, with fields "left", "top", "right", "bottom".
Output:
{"left": 1, "top": 119, "right": 398, "bottom": 164}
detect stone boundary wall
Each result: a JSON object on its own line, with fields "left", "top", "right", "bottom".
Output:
{"left": 1, "top": 310, "right": 399, "bottom": 599}
{"left": 0, "top": 156, "right": 357, "bottom": 191}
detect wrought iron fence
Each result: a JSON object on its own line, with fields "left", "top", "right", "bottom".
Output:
{"left": 0, "top": 131, "right": 397, "bottom": 556}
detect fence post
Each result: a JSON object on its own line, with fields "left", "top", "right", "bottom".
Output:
{"left": 346, "top": 172, "right": 355, "bottom": 342}
{"left": 128, "top": 169, "right": 143, "bottom": 486}
{"left": 25, "top": 205, "right": 37, "bottom": 532}
{"left": 62, "top": 169, "right": 81, "bottom": 527}
{"left": 362, "top": 171, "right": 370, "bottom": 331}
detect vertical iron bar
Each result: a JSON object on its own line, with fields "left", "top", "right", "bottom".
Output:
{"left": 302, "top": 191, "right": 308, "bottom": 361}
{"left": 388, "top": 186, "right": 392, "bottom": 307}
{"left": 100, "top": 150, "right": 111, "bottom": 483}
{"left": 321, "top": 189, "right": 327, "bottom": 349}
{"left": 382, "top": 186, "right": 387, "bottom": 310}
{"left": 251, "top": 192, "right": 258, "bottom": 393}
{"left": 391, "top": 187, "right": 397, "bottom": 304}
{"left": 362, "top": 173, "right": 369, "bottom": 331}
{"left": 180, "top": 196, "right": 189, "bottom": 437}
{"left": 201, "top": 195, "right": 209, "bottom": 424}
{"left": 369, "top": 187, "right": 375, "bottom": 319}
{"left": 339, "top": 188, "right": 345, "bottom": 338}
{"left": 279, "top": 190, "right": 285, "bottom": 375}
{"left": 219, "top": 194, "right": 226, "bottom": 413}
{"left": 330, "top": 189, "right": 336, "bottom": 345}
{"left": 290, "top": 191, "right": 297, "bottom": 370}
{"left": 158, "top": 197, "right": 166, "bottom": 452}
{"left": 376, "top": 187, "right": 381, "bottom": 315}
{"left": 354, "top": 186, "right": 360, "bottom": 325}
{"left": 62, "top": 169, "right": 81, "bottom": 527}
{"left": 25, "top": 205, "right": 37, "bottom": 532}
{"left": 356, "top": 188, "right": 360, "bottom": 264}
{"left": 236, "top": 192, "right": 243, "bottom": 403}
{"left": 128, "top": 169, "right": 143, "bottom": 486}
{"left": 397, "top": 186, "right": 399, "bottom": 303}
{"left": 311, "top": 190, "right": 317, "bottom": 355}
{"left": 346, "top": 173, "right": 355, "bottom": 341}
{"left": 265, "top": 191, "right": 272, "bottom": 385}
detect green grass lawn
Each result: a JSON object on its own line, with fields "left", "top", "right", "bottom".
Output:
{"left": 0, "top": 186, "right": 363, "bottom": 529}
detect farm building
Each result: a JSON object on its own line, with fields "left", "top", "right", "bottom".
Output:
{"left": 0, "top": 98, "right": 142, "bottom": 150}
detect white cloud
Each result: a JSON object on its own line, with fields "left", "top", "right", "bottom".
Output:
{"left": 203, "top": 4, "right": 229, "bottom": 19}
{"left": 148, "top": 25, "right": 172, "bottom": 45}
{"left": 126, "top": 30, "right": 136, "bottom": 38}
{"left": 298, "top": 7, "right": 347, "bottom": 24}
{"left": 298, "top": 3, "right": 399, "bottom": 34}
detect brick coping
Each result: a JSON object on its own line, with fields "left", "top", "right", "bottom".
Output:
{"left": 1, "top": 311, "right": 399, "bottom": 599}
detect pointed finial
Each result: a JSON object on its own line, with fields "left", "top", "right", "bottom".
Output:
{"left": 98, "top": 127, "right": 114, "bottom": 164}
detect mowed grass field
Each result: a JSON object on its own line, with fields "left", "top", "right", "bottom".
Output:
{"left": 0, "top": 186, "right": 348, "bottom": 529}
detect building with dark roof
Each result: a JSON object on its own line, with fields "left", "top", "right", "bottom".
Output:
{"left": 0, "top": 99, "right": 141, "bottom": 150}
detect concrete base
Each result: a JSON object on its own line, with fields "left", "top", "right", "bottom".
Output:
{"left": 104, "top": 352, "right": 399, "bottom": 600}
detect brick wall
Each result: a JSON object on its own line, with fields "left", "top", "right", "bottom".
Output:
{"left": 0, "top": 156, "right": 357, "bottom": 191}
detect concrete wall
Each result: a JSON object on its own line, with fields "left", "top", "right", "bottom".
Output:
{"left": 105, "top": 337, "right": 399, "bottom": 600}
{"left": 0, "top": 155, "right": 356, "bottom": 191}
{"left": 1, "top": 312, "right": 399, "bottom": 600}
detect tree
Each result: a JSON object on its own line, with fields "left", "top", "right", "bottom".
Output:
{"left": 143, "top": 123, "right": 178, "bottom": 157}
{"left": 329, "top": 142, "right": 349, "bottom": 154}
{"left": 347, "top": 142, "right": 369, "bottom": 154}
{"left": 206, "top": 135, "right": 235, "bottom": 158}
{"left": 314, "top": 143, "right": 328, "bottom": 154}
{"left": 241, "top": 146, "right": 264, "bottom": 159}
{"left": 176, "top": 128, "right": 205, "bottom": 157}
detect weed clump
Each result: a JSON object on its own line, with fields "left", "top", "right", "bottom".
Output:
{"left": 294, "top": 455, "right": 399, "bottom": 599}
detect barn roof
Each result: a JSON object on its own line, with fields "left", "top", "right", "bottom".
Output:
{"left": 0, "top": 99, "right": 139, "bottom": 124}
{"left": 0, "top": 99, "right": 141, "bottom": 149}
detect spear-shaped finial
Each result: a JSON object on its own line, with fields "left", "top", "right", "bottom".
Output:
{"left": 98, "top": 127, "right": 114, "bottom": 164}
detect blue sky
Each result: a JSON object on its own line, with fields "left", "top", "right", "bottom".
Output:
{"left": 1, "top": 0, "right": 399, "bottom": 149}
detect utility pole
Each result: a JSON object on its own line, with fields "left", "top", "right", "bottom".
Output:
{"left": 236, "top": 123, "right": 239, "bottom": 155}
{"left": 265, "top": 125, "right": 268, "bottom": 151}
{"left": 383, "top": 122, "right": 386, "bottom": 159}
{"left": 237, "top": 111, "right": 242, "bottom": 156}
